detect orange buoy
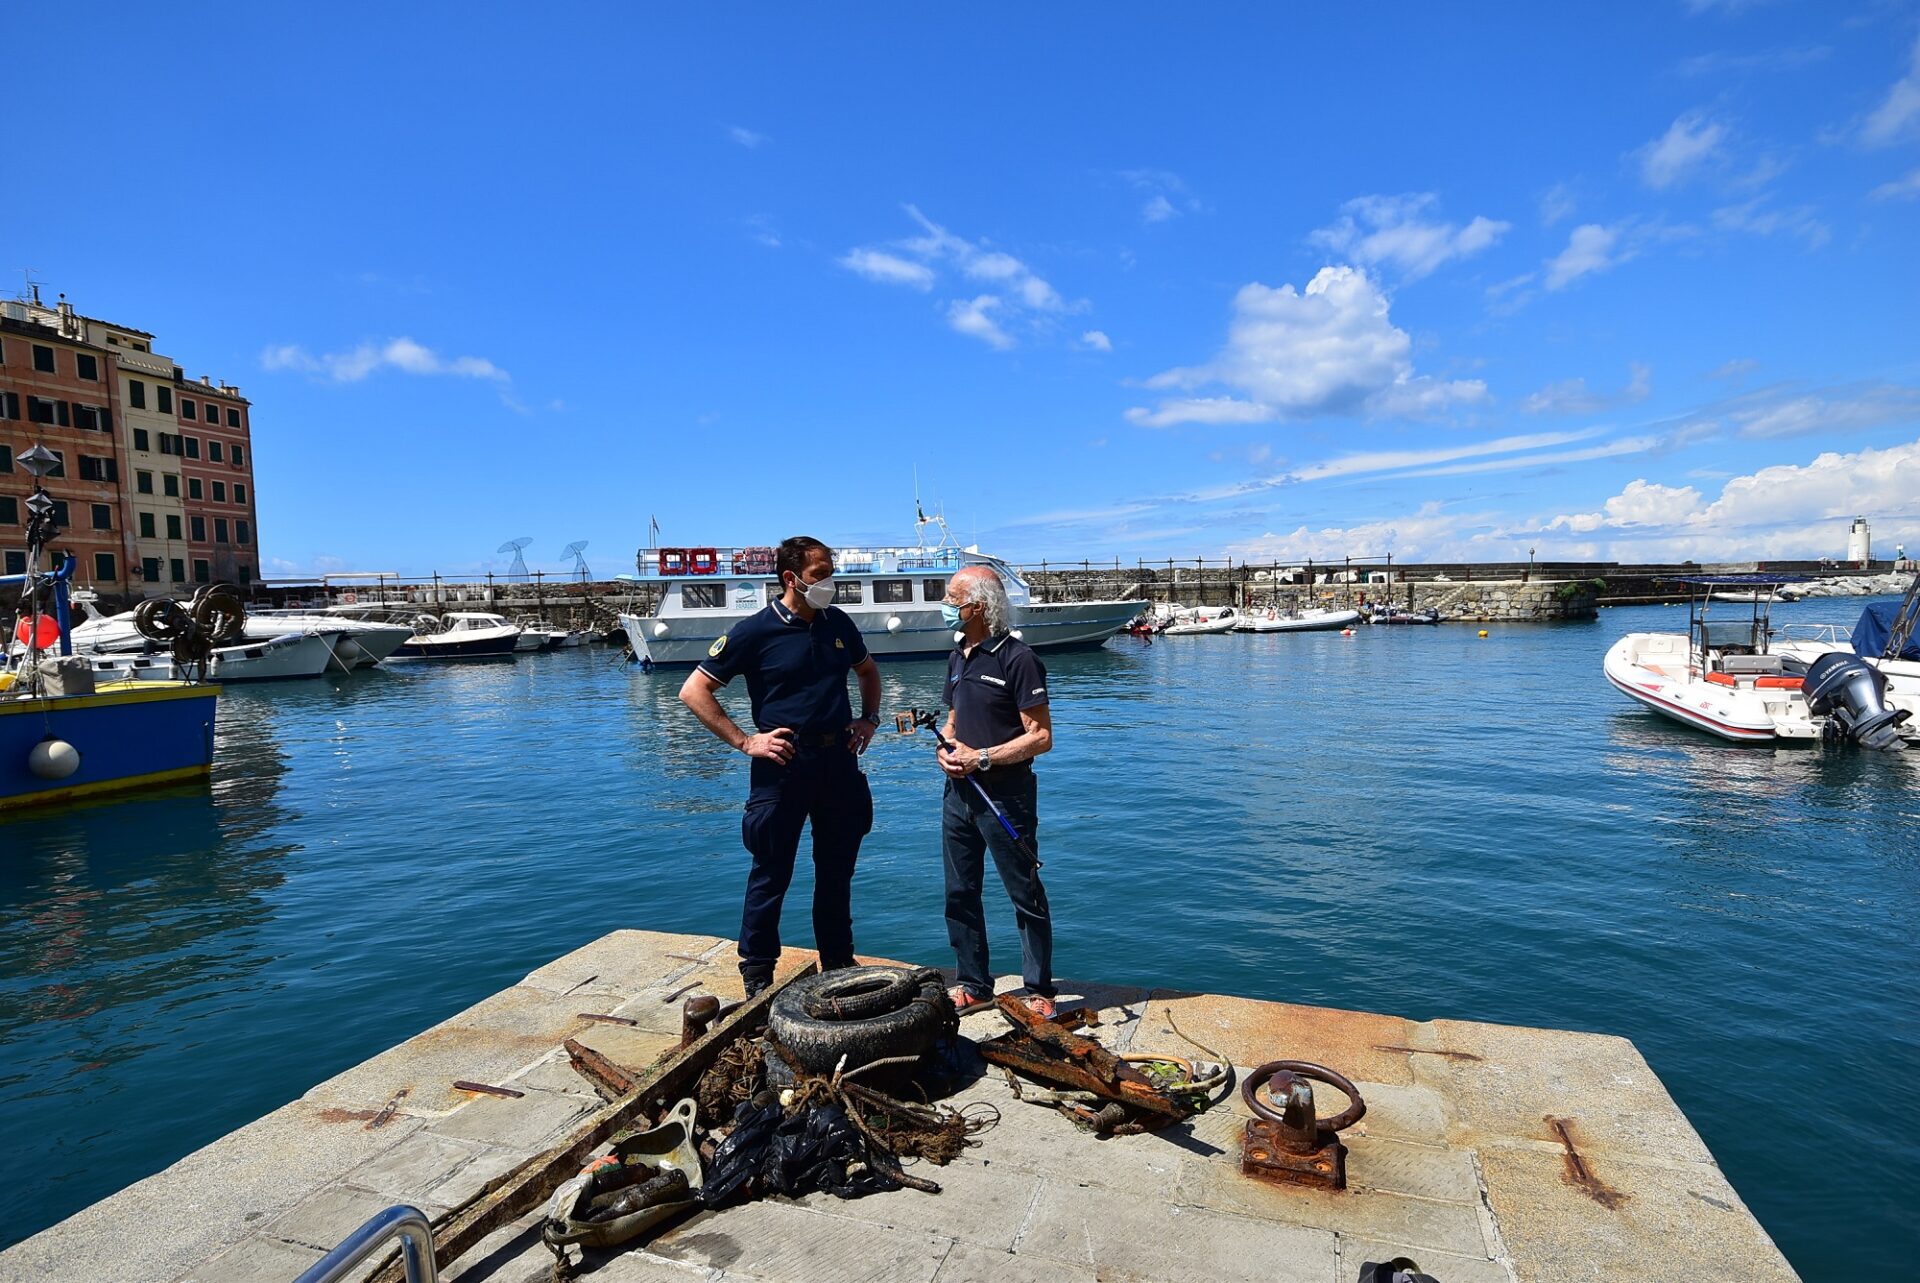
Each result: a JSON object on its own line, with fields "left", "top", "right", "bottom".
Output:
{"left": 14, "top": 615, "right": 59, "bottom": 649}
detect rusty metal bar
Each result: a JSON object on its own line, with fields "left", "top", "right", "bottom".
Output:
{"left": 563, "top": 1037, "right": 638, "bottom": 1101}
{"left": 975, "top": 994, "right": 1187, "bottom": 1121}
{"left": 451, "top": 1081, "right": 523, "bottom": 1100}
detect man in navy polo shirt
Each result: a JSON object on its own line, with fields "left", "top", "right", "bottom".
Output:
{"left": 937, "top": 564, "right": 1058, "bottom": 1018}
{"left": 679, "top": 535, "right": 883, "bottom": 996}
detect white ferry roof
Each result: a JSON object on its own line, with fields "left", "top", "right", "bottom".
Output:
{"left": 628, "top": 543, "right": 1006, "bottom": 581}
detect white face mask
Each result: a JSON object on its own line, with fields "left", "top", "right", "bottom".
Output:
{"left": 794, "top": 573, "right": 836, "bottom": 609}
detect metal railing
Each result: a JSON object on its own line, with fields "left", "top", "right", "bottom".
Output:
{"left": 292, "top": 1204, "right": 437, "bottom": 1283}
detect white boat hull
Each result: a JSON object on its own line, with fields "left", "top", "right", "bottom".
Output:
{"left": 1239, "top": 609, "right": 1362, "bottom": 633}
{"left": 1604, "top": 632, "right": 1818, "bottom": 743}
{"left": 81, "top": 632, "right": 339, "bottom": 683}
{"left": 1162, "top": 615, "right": 1240, "bottom": 636}
{"left": 618, "top": 599, "right": 1138, "bottom": 665}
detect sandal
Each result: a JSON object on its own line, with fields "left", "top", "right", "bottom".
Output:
{"left": 1021, "top": 994, "right": 1057, "bottom": 1020}
{"left": 949, "top": 985, "right": 993, "bottom": 1014}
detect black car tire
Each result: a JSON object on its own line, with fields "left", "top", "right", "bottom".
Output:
{"left": 769, "top": 966, "right": 949, "bottom": 1073}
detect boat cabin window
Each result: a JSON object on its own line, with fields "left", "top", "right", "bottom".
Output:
{"left": 681, "top": 583, "right": 726, "bottom": 609}
{"left": 834, "top": 580, "right": 863, "bottom": 605}
{"left": 923, "top": 578, "right": 948, "bottom": 602}
{"left": 873, "top": 578, "right": 912, "bottom": 604}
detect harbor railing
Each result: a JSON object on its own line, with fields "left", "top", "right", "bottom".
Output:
{"left": 292, "top": 1204, "right": 438, "bottom": 1283}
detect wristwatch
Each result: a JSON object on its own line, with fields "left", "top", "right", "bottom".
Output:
{"left": 857, "top": 713, "right": 880, "bottom": 727}
{"left": 976, "top": 748, "right": 993, "bottom": 772}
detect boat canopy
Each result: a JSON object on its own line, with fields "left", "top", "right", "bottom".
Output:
{"left": 1853, "top": 602, "right": 1920, "bottom": 661}
{"left": 1671, "top": 574, "right": 1813, "bottom": 586}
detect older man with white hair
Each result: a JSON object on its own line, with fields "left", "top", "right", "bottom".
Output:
{"left": 937, "top": 564, "right": 1058, "bottom": 1017}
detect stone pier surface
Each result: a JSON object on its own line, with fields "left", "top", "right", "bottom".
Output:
{"left": 2, "top": 929, "right": 1798, "bottom": 1283}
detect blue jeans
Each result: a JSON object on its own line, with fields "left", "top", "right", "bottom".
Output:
{"left": 738, "top": 748, "right": 872, "bottom": 983}
{"left": 942, "top": 770, "right": 1053, "bottom": 999}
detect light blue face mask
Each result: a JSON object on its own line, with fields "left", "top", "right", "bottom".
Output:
{"left": 940, "top": 603, "right": 965, "bottom": 630}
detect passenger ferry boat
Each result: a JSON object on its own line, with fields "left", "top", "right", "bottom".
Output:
{"left": 615, "top": 518, "right": 1138, "bottom": 666}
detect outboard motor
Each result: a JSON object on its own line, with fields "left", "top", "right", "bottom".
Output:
{"left": 1803, "top": 652, "right": 1910, "bottom": 751}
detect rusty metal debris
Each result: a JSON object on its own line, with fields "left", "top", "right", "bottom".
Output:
{"left": 454, "top": 1080, "right": 526, "bottom": 1100}
{"left": 578, "top": 1012, "right": 639, "bottom": 1028}
{"left": 1240, "top": 1060, "right": 1365, "bottom": 1190}
{"left": 565, "top": 1038, "right": 640, "bottom": 1101}
{"left": 975, "top": 994, "right": 1192, "bottom": 1133}
{"left": 660, "top": 982, "right": 702, "bottom": 1004}
{"left": 365, "top": 1087, "right": 409, "bottom": 1131}
{"left": 1546, "top": 1115, "right": 1628, "bottom": 1209}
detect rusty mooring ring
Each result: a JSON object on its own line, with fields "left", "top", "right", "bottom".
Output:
{"left": 1242, "top": 1060, "right": 1366, "bottom": 1133}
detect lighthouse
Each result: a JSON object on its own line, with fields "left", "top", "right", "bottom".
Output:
{"left": 1847, "top": 516, "right": 1871, "bottom": 565}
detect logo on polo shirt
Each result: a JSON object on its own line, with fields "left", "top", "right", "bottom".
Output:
{"left": 980, "top": 675, "right": 1007, "bottom": 687}
{"left": 1032, "top": 687, "right": 1045, "bottom": 696}
{"left": 708, "top": 635, "right": 728, "bottom": 658}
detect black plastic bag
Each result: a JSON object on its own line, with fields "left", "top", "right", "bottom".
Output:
{"left": 701, "top": 1100, "right": 783, "bottom": 1209}
{"left": 763, "top": 1103, "right": 898, "bottom": 1200}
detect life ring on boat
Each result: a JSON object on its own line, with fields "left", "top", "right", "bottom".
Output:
{"left": 14, "top": 615, "right": 60, "bottom": 648}
{"left": 688, "top": 548, "right": 719, "bottom": 575}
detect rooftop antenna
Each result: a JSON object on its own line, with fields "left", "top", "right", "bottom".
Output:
{"left": 22, "top": 268, "right": 41, "bottom": 305}
{"left": 562, "top": 540, "right": 591, "bottom": 582}
{"left": 497, "top": 536, "right": 533, "bottom": 582}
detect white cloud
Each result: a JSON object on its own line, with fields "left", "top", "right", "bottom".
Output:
{"left": 1709, "top": 358, "right": 1759, "bottom": 379}
{"left": 1674, "top": 46, "right": 1829, "bottom": 76}
{"left": 1860, "top": 35, "right": 1920, "bottom": 147}
{"left": 838, "top": 206, "right": 1079, "bottom": 349}
{"left": 1126, "top": 266, "right": 1486, "bottom": 427}
{"left": 1870, "top": 168, "right": 1920, "bottom": 200}
{"left": 1308, "top": 194, "right": 1510, "bottom": 281}
{"left": 727, "top": 125, "right": 766, "bottom": 148}
{"left": 1682, "top": 0, "right": 1774, "bottom": 13}
{"left": 1523, "top": 363, "right": 1652, "bottom": 415}
{"left": 946, "top": 296, "right": 1014, "bottom": 350}
{"left": 1713, "top": 196, "right": 1829, "bottom": 247}
{"left": 838, "top": 249, "right": 935, "bottom": 290}
{"left": 1079, "top": 330, "right": 1113, "bottom": 352}
{"left": 1539, "top": 184, "right": 1576, "bottom": 226}
{"left": 1119, "top": 169, "right": 1203, "bottom": 223}
{"left": 262, "top": 337, "right": 508, "bottom": 384}
{"left": 1540, "top": 436, "right": 1920, "bottom": 559}
{"left": 1225, "top": 502, "right": 1498, "bottom": 563}
{"left": 1544, "top": 224, "right": 1629, "bottom": 290}
{"left": 1637, "top": 111, "right": 1730, "bottom": 189}
{"left": 1724, "top": 384, "right": 1920, "bottom": 439}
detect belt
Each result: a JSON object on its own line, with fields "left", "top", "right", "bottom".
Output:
{"left": 765, "top": 730, "right": 847, "bottom": 750}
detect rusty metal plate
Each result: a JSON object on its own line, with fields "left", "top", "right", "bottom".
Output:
{"left": 1242, "top": 1117, "right": 1348, "bottom": 1190}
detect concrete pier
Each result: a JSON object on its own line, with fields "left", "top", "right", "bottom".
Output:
{"left": 1, "top": 930, "right": 1799, "bottom": 1283}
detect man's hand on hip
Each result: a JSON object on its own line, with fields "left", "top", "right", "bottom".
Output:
{"left": 744, "top": 728, "right": 796, "bottom": 763}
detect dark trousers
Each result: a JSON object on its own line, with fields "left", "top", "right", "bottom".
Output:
{"left": 942, "top": 770, "right": 1053, "bottom": 999}
{"left": 738, "top": 747, "right": 872, "bottom": 983}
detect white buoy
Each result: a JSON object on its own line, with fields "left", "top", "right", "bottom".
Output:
{"left": 885, "top": 615, "right": 904, "bottom": 634}
{"left": 651, "top": 621, "right": 670, "bottom": 639}
{"left": 28, "top": 739, "right": 80, "bottom": 781}
{"left": 1010, "top": 629, "right": 1024, "bottom": 641}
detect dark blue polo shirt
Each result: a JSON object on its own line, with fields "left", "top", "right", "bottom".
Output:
{"left": 697, "top": 600, "right": 869, "bottom": 733}
{"left": 946, "top": 632, "right": 1048, "bottom": 763}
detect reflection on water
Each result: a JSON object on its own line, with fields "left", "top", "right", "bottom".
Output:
{"left": 0, "top": 614, "right": 1914, "bottom": 1277}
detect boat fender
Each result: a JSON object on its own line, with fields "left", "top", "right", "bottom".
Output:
{"left": 14, "top": 615, "right": 60, "bottom": 649}
{"left": 651, "top": 621, "right": 670, "bottom": 639}
{"left": 885, "top": 615, "right": 904, "bottom": 634}
{"left": 28, "top": 738, "right": 80, "bottom": 781}
{"left": 1340, "top": 628, "right": 1355, "bottom": 637}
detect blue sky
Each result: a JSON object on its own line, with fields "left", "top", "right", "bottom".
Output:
{"left": 7, "top": 3, "right": 1919, "bottom": 577}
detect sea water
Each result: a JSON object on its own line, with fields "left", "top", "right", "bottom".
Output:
{"left": 2, "top": 598, "right": 1916, "bottom": 1276}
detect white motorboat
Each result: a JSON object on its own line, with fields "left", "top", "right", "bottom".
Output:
{"left": 1238, "top": 607, "right": 1363, "bottom": 633}
{"left": 512, "top": 617, "right": 570, "bottom": 652}
{"left": 614, "top": 515, "right": 1137, "bottom": 665}
{"left": 389, "top": 611, "right": 522, "bottom": 661}
{"left": 1603, "top": 576, "right": 1913, "bottom": 749}
{"left": 80, "top": 632, "right": 340, "bottom": 683}
{"left": 1162, "top": 608, "right": 1241, "bottom": 636}
{"left": 249, "top": 610, "right": 414, "bottom": 669}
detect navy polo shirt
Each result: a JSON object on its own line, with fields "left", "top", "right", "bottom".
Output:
{"left": 947, "top": 632, "right": 1049, "bottom": 760}
{"left": 697, "top": 600, "right": 869, "bottom": 733}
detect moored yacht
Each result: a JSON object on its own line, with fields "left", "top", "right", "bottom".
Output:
{"left": 390, "top": 611, "right": 522, "bottom": 661}
{"left": 1603, "top": 576, "right": 1913, "bottom": 749}
{"left": 614, "top": 518, "right": 1137, "bottom": 665}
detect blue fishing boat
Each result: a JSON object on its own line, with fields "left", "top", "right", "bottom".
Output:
{"left": 2, "top": 443, "right": 219, "bottom": 812}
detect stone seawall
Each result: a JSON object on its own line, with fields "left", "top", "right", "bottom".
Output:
{"left": 1422, "top": 578, "right": 1600, "bottom": 622}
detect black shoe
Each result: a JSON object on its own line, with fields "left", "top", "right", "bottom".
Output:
{"left": 742, "top": 972, "right": 773, "bottom": 999}
{"left": 818, "top": 955, "right": 857, "bottom": 972}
